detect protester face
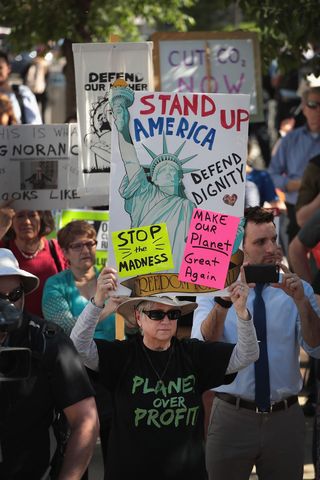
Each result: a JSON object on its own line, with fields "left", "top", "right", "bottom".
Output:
{"left": 243, "top": 221, "right": 278, "bottom": 265}
{"left": 12, "top": 210, "right": 41, "bottom": 242}
{"left": 64, "top": 235, "right": 97, "bottom": 270}
{"left": 0, "top": 275, "right": 24, "bottom": 343}
{"left": 0, "top": 275, "right": 24, "bottom": 310}
{"left": 303, "top": 92, "right": 320, "bottom": 133}
{"left": 136, "top": 302, "right": 179, "bottom": 347}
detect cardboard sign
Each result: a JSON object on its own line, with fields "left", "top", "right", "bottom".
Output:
{"left": 179, "top": 208, "right": 240, "bottom": 289}
{"left": 112, "top": 223, "right": 174, "bottom": 277}
{"left": 0, "top": 124, "right": 107, "bottom": 208}
{"left": 152, "top": 31, "right": 263, "bottom": 122}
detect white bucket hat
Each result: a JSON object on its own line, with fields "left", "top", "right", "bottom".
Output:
{"left": 117, "top": 296, "right": 198, "bottom": 324}
{"left": 0, "top": 249, "right": 39, "bottom": 294}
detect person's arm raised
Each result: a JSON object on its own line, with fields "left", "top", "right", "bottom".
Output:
{"left": 225, "top": 266, "right": 259, "bottom": 373}
{"left": 0, "top": 201, "right": 15, "bottom": 239}
{"left": 70, "top": 267, "right": 118, "bottom": 370}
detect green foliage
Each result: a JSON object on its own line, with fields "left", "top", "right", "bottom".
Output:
{"left": 0, "top": 0, "right": 195, "bottom": 48}
{"left": 234, "top": 0, "right": 320, "bottom": 75}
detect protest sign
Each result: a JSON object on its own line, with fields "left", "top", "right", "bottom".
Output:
{"left": 59, "top": 209, "right": 109, "bottom": 269}
{"left": 108, "top": 86, "right": 249, "bottom": 296}
{"left": 152, "top": 31, "right": 263, "bottom": 122}
{"left": 112, "top": 223, "right": 174, "bottom": 277}
{"left": 179, "top": 209, "right": 240, "bottom": 289}
{"left": 72, "top": 42, "right": 154, "bottom": 197}
{"left": 0, "top": 124, "right": 107, "bottom": 209}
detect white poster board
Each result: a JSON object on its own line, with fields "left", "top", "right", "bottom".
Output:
{"left": 108, "top": 88, "right": 249, "bottom": 296}
{"left": 0, "top": 124, "right": 107, "bottom": 209}
{"left": 73, "top": 42, "right": 154, "bottom": 197}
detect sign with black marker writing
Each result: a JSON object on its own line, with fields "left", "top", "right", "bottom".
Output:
{"left": 112, "top": 223, "right": 174, "bottom": 277}
{"left": 179, "top": 208, "right": 240, "bottom": 289}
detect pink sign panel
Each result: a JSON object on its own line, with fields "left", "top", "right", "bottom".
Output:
{"left": 179, "top": 208, "right": 240, "bottom": 288}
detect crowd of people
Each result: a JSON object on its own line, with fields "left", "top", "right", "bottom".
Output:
{"left": 1, "top": 48, "right": 320, "bottom": 480}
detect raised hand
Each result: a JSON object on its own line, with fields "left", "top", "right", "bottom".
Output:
{"left": 271, "top": 263, "right": 304, "bottom": 302}
{"left": 227, "top": 265, "right": 252, "bottom": 320}
{"left": 0, "top": 200, "right": 15, "bottom": 238}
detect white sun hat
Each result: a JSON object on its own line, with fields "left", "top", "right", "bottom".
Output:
{"left": 0, "top": 248, "right": 39, "bottom": 294}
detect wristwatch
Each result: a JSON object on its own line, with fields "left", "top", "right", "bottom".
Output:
{"left": 90, "top": 297, "right": 105, "bottom": 309}
{"left": 214, "top": 296, "right": 233, "bottom": 309}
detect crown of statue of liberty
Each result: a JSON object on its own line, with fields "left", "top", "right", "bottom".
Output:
{"left": 142, "top": 134, "right": 198, "bottom": 178}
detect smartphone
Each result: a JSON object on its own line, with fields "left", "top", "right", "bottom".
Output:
{"left": 244, "top": 264, "right": 279, "bottom": 284}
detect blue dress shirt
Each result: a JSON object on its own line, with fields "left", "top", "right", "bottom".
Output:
{"left": 268, "top": 126, "right": 320, "bottom": 205}
{"left": 192, "top": 278, "right": 320, "bottom": 402}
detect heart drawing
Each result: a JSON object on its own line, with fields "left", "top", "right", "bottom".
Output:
{"left": 223, "top": 193, "right": 238, "bottom": 206}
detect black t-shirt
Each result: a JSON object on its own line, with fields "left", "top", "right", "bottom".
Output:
{"left": 0, "top": 313, "right": 94, "bottom": 479}
{"left": 96, "top": 335, "right": 235, "bottom": 480}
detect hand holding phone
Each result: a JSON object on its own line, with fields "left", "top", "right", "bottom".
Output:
{"left": 243, "top": 264, "right": 279, "bottom": 284}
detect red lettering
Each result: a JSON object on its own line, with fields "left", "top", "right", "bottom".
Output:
{"left": 159, "top": 94, "right": 171, "bottom": 114}
{"left": 236, "top": 109, "right": 249, "bottom": 131}
{"left": 140, "top": 94, "right": 155, "bottom": 114}
{"left": 169, "top": 94, "right": 183, "bottom": 115}
{"left": 183, "top": 95, "right": 198, "bottom": 115}
{"left": 201, "top": 95, "right": 216, "bottom": 116}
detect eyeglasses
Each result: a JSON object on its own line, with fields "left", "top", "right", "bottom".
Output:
{"left": 306, "top": 100, "right": 320, "bottom": 110}
{"left": 142, "top": 309, "right": 182, "bottom": 321}
{"left": 0, "top": 285, "right": 24, "bottom": 303}
{"left": 68, "top": 240, "right": 97, "bottom": 252}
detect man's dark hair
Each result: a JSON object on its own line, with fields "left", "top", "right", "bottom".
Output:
{"left": 243, "top": 206, "right": 275, "bottom": 243}
{"left": 0, "top": 51, "right": 10, "bottom": 65}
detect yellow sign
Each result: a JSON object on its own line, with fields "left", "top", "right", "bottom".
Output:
{"left": 112, "top": 223, "right": 174, "bottom": 277}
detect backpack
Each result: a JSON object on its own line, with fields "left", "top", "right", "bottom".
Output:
{"left": 27, "top": 317, "right": 66, "bottom": 479}
{"left": 11, "top": 84, "right": 27, "bottom": 124}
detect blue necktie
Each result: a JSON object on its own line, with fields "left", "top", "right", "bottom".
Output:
{"left": 253, "top": 283, "right": 270, "bottom": 411}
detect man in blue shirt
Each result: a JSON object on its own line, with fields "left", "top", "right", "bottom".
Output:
{"left": 269, "top": 86, "right": 320, "bottom": 242}
{"left": 192, "top": 206, "right": 320, "bottom": 480}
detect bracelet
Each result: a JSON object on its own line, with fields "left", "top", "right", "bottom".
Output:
{"left": 214, "top": 296, "right": 233, "bottom": 309}
{"left": 90, "top": 297, "right": 105, "bottom": 309}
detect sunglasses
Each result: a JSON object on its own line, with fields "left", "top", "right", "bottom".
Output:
{"left": 306, "top": 100, "right": 320, "bottom": 110}
{"left": 68, "top": 240, "right": 97, "bottom": 252}
{"left": 142, "top": 309, "right": 182, "bottom": 321}
{"left": 0, "top": 285, "right": 24, "bottom": 303}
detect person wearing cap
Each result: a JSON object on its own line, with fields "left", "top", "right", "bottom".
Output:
{"left": 0, "top": 248, "right": 99, "bottom": 480}
{"left": 70, "top": 265, "right": 259, "bottom": 480}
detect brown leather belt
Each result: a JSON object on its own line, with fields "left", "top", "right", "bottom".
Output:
{"left": 216, "top": 392, "right": 298, "bottom": 413}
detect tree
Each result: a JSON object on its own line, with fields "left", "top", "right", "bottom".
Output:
{"left": 235, "top": 0, "right": 320, "bottom": 76}
{"left": 0, "top": 0, "right": 195, "bottom": 116}
{"left": 184, "top": 0, "right": 320, "bottom": 77}
{"left": 2, "top": 0, "right": 320, "bottom": 117}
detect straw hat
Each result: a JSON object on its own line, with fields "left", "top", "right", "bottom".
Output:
{"left": 117, "top": 296, "right": 197, "bottom": 323}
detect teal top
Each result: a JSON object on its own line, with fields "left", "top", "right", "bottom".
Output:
{"left": 42, "top": 268, "right": 115, "bottom": 340}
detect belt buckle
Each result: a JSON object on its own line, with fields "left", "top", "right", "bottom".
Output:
{"left": 256, "top": 404, "right": 272, "bottom": 414}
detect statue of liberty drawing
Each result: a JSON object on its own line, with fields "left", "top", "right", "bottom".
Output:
{"left": 110, "top": 80, "right": 245, "bottom": 277}
{"left": 110, "top": 80, "right": 198, "bottom": 272}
